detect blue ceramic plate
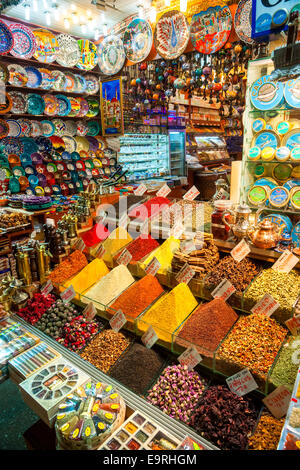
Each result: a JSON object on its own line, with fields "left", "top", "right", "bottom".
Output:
{"left": 21, "top": 137, "right": 38, "bottom": 154}
{"left": 27, "top": 93, "right": 45, "bottom": 115}
{"left": 41, "top": 120, "right": 55, "bottom": 137}
{"left": 36, "top": 136, "right": 53, "bottom": 153}
{"left": 24, "top": 165, "right": 36, "bottom": 176}
{"left": 9, "top": 177, "right": 20, "bottom": 194}
{"left": 7, "top": 119, "right": 22, "bottom": 137}
{"left": 2, "top": 137, "right": 24, "bottom": 156}
{"left": 0, "top": 20, "right": 14, "bottom": 55}
{"left": 25, "top": 66, "right": 42, "bottom": 88}
{"left": 20, "top": 154, "right": 32, "bottom": 165}
{"left": 28, "top": 174, "right": 39, "bottom": 186}
{"left": 56, "top": 94, "right": 71, "bottom": 116}
{"left": 87, "top": 120, "right": 101, "bottom": 136}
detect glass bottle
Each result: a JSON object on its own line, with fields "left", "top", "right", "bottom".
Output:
{"left": 211, "top": 200, "right": 233, "bottom": 241}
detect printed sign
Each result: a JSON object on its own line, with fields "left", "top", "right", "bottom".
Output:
{"left": 95, "top": 244, "right": 106, "bottom": 259}
{"left": 183, "top": 185, "right": 200, "bottom": 201}
{"left": 61, "top": 285, "right": 76, "bottom": 304}
{"left": 231, "top": 238, "right": 251, "bottom": 263}
{"left": 263, "top": 385, "right": 292, "bottom": 419}
{"left": 272, "top": 250, "right": 299, "bottom": 273}
{"left": 226, "top": 368, "right": 258, "bottom": 397}
{"left": 83, "top": 302, "right": 97, "bottom": 321}
{"left": 178, "top": 346, "right": 202, "bottom": 371}
{"left": 116, "top": 248, "right": 132, "bottom": 266}
{"left": 141, "top": 326, "right": 158, "bottom": 349}
{"left": 145, "top": 257, "right": 161, "bottom": 276}
{"left": 41, "top": 280, "right": 53, "bottom": 296}
{"left": 285, "top": 314, "right": 300, "bottom": 336}
{"left": 252, "top": 0, "right": 296, "bottom": 39}
{"left": 156, "top": 183, "right": 171, "bottom": 198}
{"left": 109, "top": 310, "right": 127, "bottom": 332}
{"left": 212, "top": 279, "right": 236, "bottom": 301}
{"left": 134, "top": 184, "right": 147, "bottom": 196}
{"left": 251, "top": 293, "right": 280, "bottom": 317}
{"left": 176, "top": 263, "right": 195, "bottom": 285}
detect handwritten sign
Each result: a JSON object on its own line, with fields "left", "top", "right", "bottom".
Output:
{"left": 212, "top": 279, "right": 236, "bottom": 301}
{"left": 145, "top": 257, "right": 161, "bottom": 276}
{"left": 95, "top": 244, "right": 106, "bottom": 259}
{"left": 41, "top": 280, "right": 53, "bottom": 296}
{"left": 61, "top": 285, "right": 76, "bottom": 304}
{"left": 285, "top": 314, "right": 300, "bottom": 335}
{"left": 263, "top": 385, "right": 292, "bottom": 419}
{"left": 183, "top": 185, "right": 200, "bottom": 201}
{"left": 134, "top": 184, "right": 147, "bottom": 196}
{"left": 272, "top": 250, "right": 299, "bottom": 273}
{"left": 156, "top": 184, "right": 171, "bottom": 198}
{"left": 83, "top": 302, "right": 97, "bottom": 321}
{"left": 178, "top": 346, "right": 202, "bottom": 371}
{"left": 109, "top": 310, "right": 127, "bottom": 332}
{"left": 251, "top": 293, "right": 280, "bottom": 317}
{"left": 172, "top": 223, "right": 185, "bottom": 239}
{"left": 141, "top": 326, "right": 158, "bottom": 349}
{"left": 230, "top": 238, "right": 251, "bottom": 263}
{"left": 226, "top": 368, "right": 258, "bottom": 397}
{"left": 176, "top": 263, "right": 195, "bottom": 285}
{"left": 116, "top": 249, "right": 132, "bottom": 266}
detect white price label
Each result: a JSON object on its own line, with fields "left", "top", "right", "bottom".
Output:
{"left": 119, "top": 213, "right": 130, "bottom": 229}
{"left": 178, "top": 346, "right": 202, "bottom": 371}
{"left": 46, "top": 218, "right": 55, "bottom": 227}
{"left": 134, "top": 184, "right": 147, "bottom": 196}
{"left": 183, "top": 185, "right": 200, "bottom": 201}
{"left": 226, "top": 368, "right": 258, "bottom": 397}
{"left": 230, "top": 238, "right": 251, "bottom": 263}
{"left": 83, "top": 302, "right": 97, "bottom": 321}
{"left": 251, "top": 293, "right": 280, "bottom": 317}
{"left": 60, "top": 285, "right": 76, "bottom": 304}
{"left": 262, "top": 385, "right": 291, "bottom": 419}
{"left": 172, "top": 223, "right": 185, "bottom": 239}
{"left": 95, "top": 244, "right": 106, "bottom": 259}
{"left": 109, "top": 309, "right": 127, "bottom": 332}
{"left": 41, "top": 280, "right": 53, "bottom": 296}
{"left": 211, "top": 279, "right": 236, "bottom": 301}
{"left": 180, "top": 239, "right": 196, "bottom": 254}
{"left": 141, "top": 326, "right": 158, "bottom": 349}
{"left": 156, "top": 183, "right": 171, "bottom": 198}
{"left": 285, "top": 314, "right": 300, "bottom": 335}
{"left": 116, "top": 248, "right": 132, "bottom": 266}
{"left": 176, "top": 263, "right": 195, "bottom": 285}
{"left": 73, "top": 238, "right": 85, "bottom": 252}
{"left": 145, "top": 257, "right": 161, "bottom": 276}
{"left": 272, "top": 250, "right": 299, "bottom": 273}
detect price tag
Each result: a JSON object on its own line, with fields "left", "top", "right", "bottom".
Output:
{"left": 211, "top": 279, "right": 236, "bottom": 301}
{"left": 251, "top": 293, "right": 280, "bottom": 317}
{"left": 176, "top": 263, "right": 195, "bottom": 285}
{"left": 226, "top": 368, "right": 258, "bottom": 397}
{"left": 83, "top": 302, "right": 97, "bottom": 321}
{"left": 285, "top": 314, "right": 300, "bottom": 335}
{"left": 46, "top": 218, "right": 55, "bottom": 227}
{"left": 183, "top": 185, "right": 200, "bottom": 201}
{"left": 61, "top": 285, "right": 76, "bottom": 304}
{"left": 116, "top": 248, "right": 132, "bottom": 266}
{"left": 95, "top": 244, "right": 106, "bottom": 259}
{"left": 272, "top": 250, "right": 299, "bottom": 273}
{"left": 119, "top": 213, "right": 130, "bottom": 229}
{"left": 156, "top": 183, "right": 171, "bottom": 198}
{"left": 262, "top": 385, "right": 292, "bottom": 419}
{"left": 41, "top": 280, "right": 53, "bottom": 296}
{"left": 230, "top": 238, "right": 251, "bottom": 263}
{"left": 73, "top": 238, "right": 85, "bottom": 252}
{"left": 180, "top": 239, "right": 196, "bottom": 254}
{"left": 145, "top": 257, "right": 161, "bottom": 276}
{"left": 171, "top": 222, "right": 185, "bottom": 239}
{"left": 134, "top": 184, "right": 147, "bottom": 196}
{"left": 178, "top": 346, "right": 202, "bottom": 371}
{"left": 109, "top": 309, "right": 127, "bottom": 332}
{"left": 141, "top": 326, "right": 158, "bottom": 349}
{"left": 177, "top": 436, "right": 206, "bottom": 451}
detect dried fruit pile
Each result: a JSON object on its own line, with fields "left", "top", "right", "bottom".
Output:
{"left": 56, "top": 315, "right": 104, "bottom": 352}
{"left": 17, "top": 293, "right": 56, "bottom": 325}
{"left": 34, "top": 299, "right": 79, "bottom": 339}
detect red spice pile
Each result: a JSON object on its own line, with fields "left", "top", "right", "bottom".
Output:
{"left": 176, "top": 298, "right": 238, "bottom": 355}
{"left": 128, "top": 196, "right": 172, "bottom": 221}
{"left": 17, "top": 292, "right": 56, "bottom": 325}
{"left": 49, "top": 250, "right": 88, "bottom": 284}
{"left": 125, "top": 235, "right": 159, "bottom": 262}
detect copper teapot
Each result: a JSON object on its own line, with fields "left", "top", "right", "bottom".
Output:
{"left": 247, "top": 218, "right": 281, "bottom": 249}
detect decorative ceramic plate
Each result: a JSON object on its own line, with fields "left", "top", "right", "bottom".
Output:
{"left": 84, "top": 74, "right": 100, "bottom": 95}
{"left": 33, "top": 28, "right": 59, "bottom": 63}
{"left": 234, "top": 0, "right": 255, "bottom": 45}
{"left": 95, "top": 136, "right": 106, "bottom": 150}
{"left": 27, "top": 93, "right": 45, "bottom": 115}
{"left": 77, "top": 39, "right": 98, "bottom": 71}
{"left": 51, "top": 70, "right": 67, "bottom": 91}
{"left": 36, "top": 136, "right": 53, "bottom": 153}
{"left": 50, "top": 135, "right": 65, "bottom": 152}
{"left": 2, "top": 137, "right": 23, "bottom": 155}
{"left": 86, "top": 136, "right": 100, "bottom": 152}
{"left": 98, "top": 35, "right": 125, "bottom": 75}
{"left": 41, "top": 120, "right": 55, "bottom": 137}
{"left": 65, "top": 120, "right": 77, "bottom": 136}
{"left": 10, "top": 92, "right": 27, "bottom": 114}
{"left": 8, "top": 64, "right": 28, "bottom": 86}
{"left": 9, "top": 23, "right": 37, "bottom": 59}
{"left": 87, "top": 121, "right": 101, "bottom": 136}
{"left": 0, "top": 119, "right": 9, "bottom": 138}
{"left": 154, "top": 10, "right": 190, "bottom": 60}
{"left": 190, "top": 4, "right": 232, "bottom": 54}
{"left": 0, "top": 63, "right": 8, "bottom": 83}
{"left": 30, "top": 120, "right": 42, "bottom": 137}
{"left": 77, "top": 97, "right": 89, "bottom": 117}
{"left": 86, "top": 98, "right": 99, "bottom": 117}
{"left": 68, "top": 97, "right": 81, "bottom": 117}
{"left": 0, "top": 20, "right": 14, "bottom": 55}
{"left": 123, "top": 18, "right": 153, "bottom": 64}
{"left": 21, "top": 137, "right": 38, "bottom": 154}
{"left": 44, "top": 94, "right": 59, "bottom": 116}
{"left": 52, "top": 118, "right": 66, "bottom": 136}
{"left": 0, "top": 93, "right": 12, "bottom": 114}
{"left": 74, "top": 74, "right": 86, "bottom": 93}
{"left": 25, "top": 66, "right": 42, "bottom": 88}
{"left": 75, "top": 136, "right": 89, "bottom": 152}
{"left": 56, "top": 94, "right": 71, "bottom": 116}
{"left": 39, "top": 68, "right": 55, "bottom": 90}
{"left": 18, "top": 119, "right": 32, "bottom": 137}
{"left": 76, "top": 121, "right": 89, "bottom": 136}
{"left": 64, "top": 72, "right": 77, "bottom": 93}
{"left": 56, "top": 33, "right": 80, "bottom": 68}
{"left": 62, "top": 135, "right": 77, "bottom": 153}
{"left": 7, "top": 119, "right": 21, "bottom": 137}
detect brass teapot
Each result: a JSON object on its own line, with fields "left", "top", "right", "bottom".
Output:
{"left": 222, "top": 203, "right": 255, "bottom": 240}
{"left": 247, "top": 218, "right": 281, "bottom": 249}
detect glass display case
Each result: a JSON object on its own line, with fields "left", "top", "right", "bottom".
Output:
{"left": 168, "top": 130, "right": 186, "bottom": 177}
{"left": 118, "top": 134, "right": 170, "bottom": 182}
{"left": 186, "top": 131, "right": 230, "bottom": 166}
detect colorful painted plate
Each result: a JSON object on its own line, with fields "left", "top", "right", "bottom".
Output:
{"left": 68, "top": 97, "right": 81, "bottom": 117}
{"left": 65, "top": 120, "right": 77, "bottom": 137}
{"left": 77, "top": 39, "right": 98, "bottom": 71}
{"left": 123, "top": 18, "right": 153, "bottom": 64}
{"left": 10, "top": 92, "right": 27, "bottom": 114}
{"left": 282, "top": 129, "right": 300, "bottom": 150}
{"left": 8, "top": 64, "right": 28, "bottom": 86}
{"left": 0, "top": 63, "right": 8, "bottom": 83}
{"left": 64, "top": 72, "right": 77, "bottom": 93}
{"left": 30, "top": 120, "right": 42, "bottom": 137}
{"left": 83, "top": 74, "right": 99, "bottom": 95}
{"left": 154, "top": 10, "right": 190, "bottom": 60}
{"left": 36, "top": 136, "right": 53, "bottom": 153}
{"left": 75, "top": 136, "right": 89, "bottom": 152}
{"left": 0, "top": 93, "right": 12, "bottom": 114}
{"left": 27, "top": 93, "right": 45, "bottom": 115}
{"left": 44, "top": 94, "right": 59, "bottom": 116}
{"left": 98, "top": 35, "right": 125, "bottom": 76}
{"left": 87, "top": 136, "right": 100, "bottom": 152}
{"left": 50, "top": 135, "right": 65, "bottom": 152}
{"left": 33, "top": 28, "right": 59, "bottom": 63}
{"left": 86, "top": 98, "right": 99, "bottom": 117}
{"left": 18, "top": 119, "right": 32, "bottom": 137}
{"left": 77, "top": 97, "right": 89, "bottom": 117}
{"left": 39, "top": 68, "right": 55, "bottom": 90}
{"left": 87, "top": 120, "right": 101, "bottom": 136}
{"left": 74, "top": 74, "right": 87, "bottom": 93}
{"left": 191, "top": 4, "right": 232, "bottom": 54}
{"left": 0, "top": 119, "right": 9, "bottom": 138}
{"left": 9, "top": 23, "right": 37, "bottom": 59}
{"left": 7, "top": 119, "right": 21, "bottom": 137}
{"left": 21, "top": 137, "right": 38, "bottom": 154}
{"left": 56, "top": 94, "right": 71, "bottom": 116}
{"left": 234, "top": 0, "right": 255, "bottom": 45}
{"left": 41, "top": 120, "right": 55, "bottom": 137}
{"left": 2, "top": 137, "right": 23, "bottom": 155}
{"left": 0, "top": 20, "right": 14, "bottom": 55}
{"left": 76, "top": 121, "right": 89, "bottom": 136}
{"left": 25, "top": 66, "right": 42, "bottom": 88}
{"left": 52, "top": 118, "right": 66, "bottom": 136}
{"left": 62, "top": 136, "right": 77, "bottom": 153}
{"left": 56, "top": 34, "right": 80, "bottom": 68}
{"left": 51, "top": 70, "right": 67, "bottom": 92}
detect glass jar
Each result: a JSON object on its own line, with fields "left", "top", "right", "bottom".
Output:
{"left": 211, "top": 200, "right": 233, "bottom": 241}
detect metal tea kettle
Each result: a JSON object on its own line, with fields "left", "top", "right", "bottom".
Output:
{"left": 222, "top": 203, "right": 255, "bottom": 240}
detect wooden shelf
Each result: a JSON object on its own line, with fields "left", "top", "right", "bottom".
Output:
{"left": 5, "top": 84, "right": 99, "bottom": 99}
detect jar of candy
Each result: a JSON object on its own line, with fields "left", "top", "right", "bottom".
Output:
{"left": 211, "top": 200, "right": 233, "bottom": 241}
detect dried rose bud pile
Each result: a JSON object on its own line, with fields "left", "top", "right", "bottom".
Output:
{"left": 17, "top": 293, "right": 56, "bottom": 325}
{"left": 56, "top": 315, "right": 103, "bottom": 352}
{"left": 147, "top": 364, "right": 206, "bottom": 424}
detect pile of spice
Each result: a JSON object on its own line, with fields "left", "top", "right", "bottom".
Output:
{"left": 205, "top": 255, "right": 262, "bottom": 294}
{"left": 244, "top": 269, "right": 300, "bottom": 324}
{"left": 128, "top": 196, "right": 172, "bottom": 221}
{"left": 269, "top": 335, "right": 300, "bottom": 392}
{"left": 109, "top": 343, "right": 165, "bottom": 395}
{"left": 17, "top": 292, "right": 56, "bottom": 325}
{"left": 171, "top": 233, "right": 219, "bottom": 279}
{"left": 80, "top": 223, "right": 110, "bottom": 247}
{"left": 175, "top": 298, "right": 238, "bottom": 356}
{"left": 80, "top": 329, "right": 130, "bottom": 373}
{"left": 101, "top": 226, "right": 133, "bottom": 265}
{"left": 109, "top": 274, "right": 164, "bottom": 321}
{"left": 248, "top": 412, "right": 284, "bottom": 450}
{"left": 49, "top": 250, "right": 88, "bottom": 285}
{"left": 122, "top": 234, "right": 159, "bottom": 263}
{"left": 62, "top": 258, "right": 110, "bottom": 299}
{"left": 217, "top": 313, "right": 287, "bottom": 382}
{"left": 138, "top": 283, "right": 198, "bottom": 344}
{"left": 190, "top": 385, "right": 257, "bottom": 450}
{"left": 56, "top": 315, "right": 104, "bottom": 352}
{"left": 140, "top": 236, "right": 180, "bottom": 275}
{"left": 147, "top": 364, "right": 206, "bottom": 424}
{"left": 82, "top": 265, "right": 134, "bottom": 308}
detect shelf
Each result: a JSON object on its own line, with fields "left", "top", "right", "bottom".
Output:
{"left": 245, "top": 159, "right": 300, "bottom": 165}
{"left": 248, "top": 205, "right": 300, "bottom": 216}
{"left": 249, "top": 107, "right": 300, "bottom": 115}
{"left": 0, "top": 113, "right": 100, "bottom": 120}
{"left": 5, "top": 84, "right": 99, "bottom": 99}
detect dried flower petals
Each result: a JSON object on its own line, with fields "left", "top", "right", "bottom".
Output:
{"left": 248, "top": 413, "right": 284, "bottom": 450}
